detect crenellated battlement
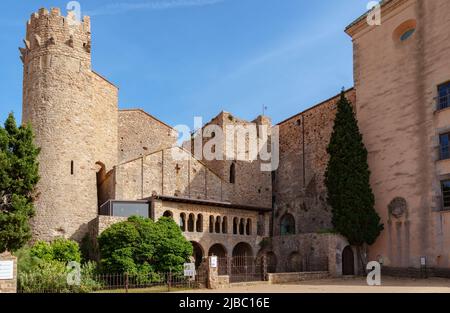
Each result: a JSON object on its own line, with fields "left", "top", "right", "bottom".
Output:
{"left": 21, "top": 7, "right": 91, "bottom": 63}
{"left": 27, "top": 7, "right": 90, "bottom": 33}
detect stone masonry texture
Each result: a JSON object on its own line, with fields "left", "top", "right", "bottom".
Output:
{"left": 19, "top": 1, "right": 450, "bottom": 277}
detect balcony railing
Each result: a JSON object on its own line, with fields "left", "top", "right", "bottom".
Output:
{"left": 436, "top": 94, "right": 450, "bottom": 111}
{"left": 440, "top": 145, "right": 450, "bottom": 160}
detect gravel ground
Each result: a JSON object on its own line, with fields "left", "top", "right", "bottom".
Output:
{"left": 179, "top": 276, "right": 450, "bottom": 293}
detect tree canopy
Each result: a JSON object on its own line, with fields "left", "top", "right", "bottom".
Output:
{"left": 98, "top": 216, "right": 193, "bottom": 274}
{"left": 0, "top": 113, "right": 40, "bottom": 253}
{"left": 325, "top": 92, "right": 383, "bottom": 247}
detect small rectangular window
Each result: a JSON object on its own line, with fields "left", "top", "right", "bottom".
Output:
{"left": 440, "top": 133, "right": 450, "bottom": 160}
{"left": 437, "top": 82, "right": 450, "bottom": 110}
{"left": 441, "top": 180, "right": 450, "bottom": 210}
{"left": 70, "top": 161, "right": 74, "bottom": 175}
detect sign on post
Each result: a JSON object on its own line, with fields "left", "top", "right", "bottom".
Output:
{"left": 0, "top": 261, "right": 14, "bottom": 280}
{"left": 184, "top": 263, "right": 196, "bottom": 277}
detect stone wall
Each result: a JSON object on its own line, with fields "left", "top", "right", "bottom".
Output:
{"left": 118, "top": 109, "right": 178, "bottom": 163}
{"left": 21, "top": 8, "right": 119, "bottom": 242}
{"left": 260, "top": 233, "right": 353, "bottom": 277}
{"left": 0, "top": 252, "right": 17, "bottom": 293}
{"left": 381, "top": 266, "right": 450, "bottom": 279}
{"left": 152, "top": 199, "right": 268, "bottom": 258}
{"left": 267, "top": 271, "right": 329, "bottom": 284}
{"left": 113, "top": 147, "right": 228, "bottom": 202}
{"left": 185, "top": 112, "right": 273, "bottom": 209}
{"left": 273, "top": 89, "right": 356, "bottom": 236}
{"left": 89, "top": 200, "right": 269, "bottom": 265}
{"left": 347, "top": 0, "right": 450, "bottom": 268}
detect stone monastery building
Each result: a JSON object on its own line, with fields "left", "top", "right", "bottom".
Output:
{"left": 19, "top": 0, "right": 450, "bottom": 276}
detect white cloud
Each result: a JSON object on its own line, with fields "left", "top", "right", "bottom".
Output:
{"left": 86, "top": 0, "right": 226, "bottom": 16}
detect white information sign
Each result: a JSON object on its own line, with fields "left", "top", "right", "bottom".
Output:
{"left": 184, "top": 263, "right": 196, "bottom": 277}
{"left": 0, "top": 261, "right": 14, "bottom": 280}
{"left": 420, "top": 257, "right": 427, "bottom": 266}
{"left": 210, "top": 256, "right": 218, "bottom": 268}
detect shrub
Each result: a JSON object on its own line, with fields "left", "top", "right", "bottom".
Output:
{"left": 18, "top": 260, "right": 69, "bottom": 293}
{"left": 76, "top": 261, "right": 102, "bottom": 293}
{"left": 17, "top": 247, "right": 100, "bottom": 293}
{"left": 30, "top": 238, "right": 81, "bottom": 263}
{"left": 98, "top": 216, "right": 193, "bottom": 275}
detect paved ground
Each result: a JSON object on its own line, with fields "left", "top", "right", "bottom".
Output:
{"left": 180, "top": 277, "right": 450, "bottom": 293}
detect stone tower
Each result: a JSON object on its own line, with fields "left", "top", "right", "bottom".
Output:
{"left": 21, "top": 8, "right": 118, "bottom": 241}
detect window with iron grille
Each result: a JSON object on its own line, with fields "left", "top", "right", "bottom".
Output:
{"left": 439, "top": 133, "right": 450, "bottom": 160}
{"left": 441, "top": 180, "right": 450, "bottom": 210}
{"left": 437, "top": 82, "right": 450, "bottom": 110}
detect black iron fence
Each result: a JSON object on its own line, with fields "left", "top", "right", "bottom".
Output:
{"left": 18, "top": 270, "right": 207, "bottom": 293}
{"left": 218, "top": 256, "right": 266, "bottom": 283}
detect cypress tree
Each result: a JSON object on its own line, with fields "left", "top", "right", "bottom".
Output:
{"left": 324, "top": 91, "right": 383, "bottom": 270}
{"left": 0, "top": 113, "right": 40, "bottom": 253}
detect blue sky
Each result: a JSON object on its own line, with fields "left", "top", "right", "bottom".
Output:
{"left": 0, "top": 0, "right": 369, "bottom": 128}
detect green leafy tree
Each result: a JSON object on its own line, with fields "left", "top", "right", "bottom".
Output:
{"left": 324, "top": 91, "right": 384, "bottom": 271}
{"left": 98, "top": 216, "right": 193, "bottom": 274}
{"left": 0, "top": 113, "right": 40, "bottom": 253}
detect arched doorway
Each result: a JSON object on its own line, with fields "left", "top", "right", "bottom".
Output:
{"left": 95, "top": 161, "right": 106, "bottom": 208}
{"left": 266, "top": 252, "right": 277, "bottom": 273}
{"left": 232, "top": 242, "right": 253, "bottom": 257}
{"left": 208, "top": 244, "right": 227, "bottom": 258}
{"left": 191, "top": 241, "right": 204, "bottom": 268}
{"left": 287, "top": 252, "right": 302, "bottom": 272}
{"left": 163, "top": 210, "right": 173, "bottom": 218}
{"left": 209, "top": 244, "right": 228, "bottom": 275}
{"left": 256, "top": 250, "right": 278, "bottom": 274}
{"left": 231, "top": 243, "right": 256, "bottom": 282}
{"left": 342, "top": 246, "right": 355, "bottom": 275}
{"left": 280, "top": 213, "right": 296, "bottom": 235}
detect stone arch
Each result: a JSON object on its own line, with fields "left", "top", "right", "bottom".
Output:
{"left": 280, "top": 213, "right": 296, "bottom": 235}
{"left": 222, "top": 217, "right": 228, "bottom": 234}
{"left": 229, "top": 162, "right": 236, "bottom": 184}
{"left": 191, "top": 241, "right": 204, "bottom": 268}
{"left": 188, "top": 213, "right": 195, "bottom": 232}
{"left": 342, "top": 246, "right": 355, "bottom": 275}
{"left": 208, "top": 243, "right": 228, "bottom": 258}
{"left": 239, "top": 218, "right": 245, "bottom": 235}
{"left": 209, "top": 215, "right": 214, "bottom": 233}
{"left": 209, "top": 243, "right": 228, "bottom": 275}
{"left": 232, "top": 242, "right": 253, "bottom": 257}
{"left": 215, "top": 216, "right": 221, "bottom": 233}
{"left": 287, "top": 251, "right": 302, "bottom": 272}
{"left": 163, "top": 210, "right": 173, "bottom": 218}
{"left": 246, "top": 218, "right": 252, "bottom": 235}
{"left": 95, "top": 161, "right": 107, "bottom": 207}
{"left": 179, "top": 213, "right": 186, "bottom": 232}
{"left": 196, "top": 214, "right": 203, "bottom": 232}
{"left": 232, "top": 242, "right": 254, "bottom": 276}
{"left": 256, "top": 250, "right": 278, "bottom": 273}
{"left": 266, "top": 252, "right": 277, "bottom": 273}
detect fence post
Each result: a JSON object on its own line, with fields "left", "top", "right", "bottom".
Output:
{"left": 125, "top": 273, "right": 129, "bottom": 293}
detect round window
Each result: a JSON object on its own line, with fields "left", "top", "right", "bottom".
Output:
{"left": 393, "top": 19, "right": 417, "bottom": 43}
{"left": 400, "top": 28, "right": 415, "bottom": 41}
